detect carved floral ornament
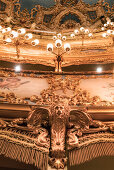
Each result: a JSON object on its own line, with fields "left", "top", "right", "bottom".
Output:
{"left": 0, "top": 0, "right": 113, "bottom": 30}
{"left": 0, "top": 71, "right": 113, "bottom": 106}
{"left": 0, "top": 104, "right": 114, "bottom": 169}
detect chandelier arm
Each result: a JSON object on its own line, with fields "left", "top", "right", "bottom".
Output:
{"left": 59, "top": 51, "right": 67, "bottom": 57}
{"left": 51, "top": 51, "right": 57, "bottom": 56}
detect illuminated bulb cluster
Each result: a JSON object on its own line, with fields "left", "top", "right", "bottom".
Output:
{"left": 47, "top": 34, "right": 70, "bottom": 52}
{"left": 101, "top": 21, "right": 114, "bottom": 33}
{"left": 53, "top": 33, "right": 66, "bottom": 41}
{"left": 0, "top": 25, "right": 40, "bottom": 47}
{"left": 102, "top": 30, "right": 114, "bottom": 38}
{"left": 2, "top": 27, "right": 11, "bottom": 34}
{"left": 71, "top": 27, "right": 92, "bottom": 38}
{"left": 104, "top": 21, "right": 114, "bottom": 28}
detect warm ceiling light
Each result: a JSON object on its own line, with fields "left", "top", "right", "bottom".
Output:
{"left": 96, "top": 67, "right": 102, "bottom": 73}
{"left": 2, "top": 28, "right": 6, "bottom": 34}
{"left": 5, "top": 38, "right": 12, "bottom": 43}
{"left": 18, "top": 28, "right": 26, "bottom": 34}
{"left": 53, "top": 36, "right": 57, "bottom": 40}
{"left": 88, "top": 33, "right": 93, "bottom": 37}
{"left": 47, "top": 43, "right": 53, "bottom": 51}
{"left": 70, "top": 33, "right": 75, "bottom": 38}
{"left": 85, "top": 29, "right": 89, "bottom": 33}
{"left": 10, "top": 31, "right": 18, "bottom": 38}
{"left": 25, "top": 33, "right": 33, "bottom": 40}
{"left": 101, "top": 27, "right": 105, "bottom": 31}
{"left": 107, "top": 21, "right": 110, "bottom": 25}
{"left": 0, "top": 26, "right": 2, "bottom": 30}
{"left": 74, "top": 29, "right": 79, "bottom": 34}
{"left": 104, "top": 23, "right": 107, "bottom": 27}
{"left": 110, "top": 22, "right": 113, "bottom": 26}
{"left": 55, "top": 39, "right": 62, "bottom": 48}
{"left": 80, "top": 27, "right": 85, "bottom": 32}
{"left": 107, "top": 30, "right": 113, "bottom": 34}
{"left": 62, "top": 36, "right": 66, "bottom": 41}
{"left": 64, "top": 43, "right": 70, "bottom": 52}
{"left": 57, "top": 33, "right": 62, "bottom": 39}
{"left": 102, "top": 33, "right": 107, "bottom": 37}
{"left": 6, "top": 27, "right": 11, "bottom": 32}
{"left": 31, "top": 39, "right": 39, "bottom": 46}
{"left": 15, "top": 65, "right": 21, "bottom": 72}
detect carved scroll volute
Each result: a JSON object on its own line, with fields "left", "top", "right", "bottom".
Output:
{"left": 26, "top": 107, "right": 50, "bottom": 151}
{"left": 67, "top": 109, "right": 92, "bottom": 149}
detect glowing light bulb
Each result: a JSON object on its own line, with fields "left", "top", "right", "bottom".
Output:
{"left": 6, "top": 27, "right": 11, "bottom": 32}
{"left": 70, "top": 33, "right": 75, "bottom": 38}
{"left": 47, "top": 43, "right": 53, "bottom": 51}
{"left": 64, "top": 43, "right": 70, "bottom": 52}
{"left": 25, "top": 33, "right": 33, "bottom": 40}
{"left": 74, "top": 29, "right": 79, "bottom": 34}
{"left": 5, "top": 38, "right": 12, "bottom": 43}
{"left": 57, "top": 33, "right": 62, "bottom": 39}
{"left": 62, "top": 36, "right": 66, "bottom": 41}
{"left": 96, "top": 67, "right": 102, "bottom": 73}
{"left": 15, "top": 65, "right": 21, "bottom": 72}
{"left": 101, "top": 27, "right": 105, "bottom": 31}
{"left": 107, "top": 21, "right": 110, "bottom": 25}
{"left": 55, "top": 39, "right": 62, "bottom": 48}
{"left": 10, "top": 31, "right": 18, "bottom": 38}
{"left": 85, "top": 29, "right": 89, "bottom": 33}
{"left": 107, "top": 30, "right": 113, "bottom": 34}
{"left": 31, "top": 39, "right": 39, "bottom": 46}
{"left": 2, "top": 29, "right": 6, "bottom": 34}
{"left": 88, "top": 33, "right": 93, "bottom": 37}
{"left": 80, "top": 27, "right": 85, "bottom": 32}
{"left": 102, "top": 33, "right": 107, "bottom": 37}
{"left": 104, "top": 24, "right": 107, "bottom": 27}
{"left": 18, "top": 28, "right": 26, "bottom": 34}
{"left": 53, "top": 36, "right": 57, "bottom": 40}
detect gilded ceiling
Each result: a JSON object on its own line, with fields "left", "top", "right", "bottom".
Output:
{"left": 0, "top": 0, "right": 113, "bottom": 71}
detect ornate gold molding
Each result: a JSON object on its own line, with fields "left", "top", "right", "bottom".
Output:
{"left": 0, "top": 0, "right": 112, "bottom": 30}
{"left": 0, "top": 71, "right": 113, "bottom": 106}
{"left": 0, "top": 105, "right": 114, "bottom": 169}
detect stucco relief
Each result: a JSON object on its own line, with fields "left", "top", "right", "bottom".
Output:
{"left": 0, "top": 72, "right": 113, "bottom": 106}
{"left": 0, "top": 0, "right": 111, "bottom": 30}
{"left": 0, "top": 103, "right": 114, "bottom": 169}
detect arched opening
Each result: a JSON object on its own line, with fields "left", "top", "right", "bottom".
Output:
{"left": 60, "top": 13, "right": 81, "bottom": 25}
